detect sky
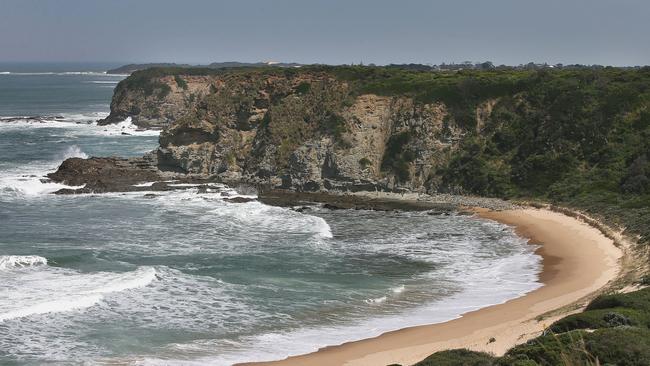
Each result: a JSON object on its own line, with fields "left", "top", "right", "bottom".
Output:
{"left": 0, "top": 0, "right": 648, "bottom": 66}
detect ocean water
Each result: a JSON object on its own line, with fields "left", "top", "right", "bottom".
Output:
{"left": 0, "top": 63, "right": 543, "bottom": 365}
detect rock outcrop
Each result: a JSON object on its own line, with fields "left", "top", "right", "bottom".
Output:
{"left": 46, "top": 155, "right": 162, "bottom": 193}
{"left": 61, "top": 67, "right": 499, "bottom": 194}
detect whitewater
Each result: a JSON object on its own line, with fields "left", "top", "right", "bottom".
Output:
{"left": 0, "top": 64, "right": 543, "bottom": 365}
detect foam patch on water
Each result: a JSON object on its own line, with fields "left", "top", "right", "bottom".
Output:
{"left": 93, "top": 117, "right": 161, "bottom": 137}
{"left": 130, "top": 188, "right": 334, "bottom": 244}
{"left": 132, "top": 182, "right": 157, "bottom": 187}
{"left": 86, "top": 80, "right": 120, "bottom": 84}
{"left": 0, "top": 145, "right": 88, "bottom": 198}
{"left": 0, "top": 255, "right": 48, "bottom": 270}
{"left": 0, "top": 114, "right": 160, "bottom": 137}
{"left": 0, "top": 265, "right": 156, "bottom": 322}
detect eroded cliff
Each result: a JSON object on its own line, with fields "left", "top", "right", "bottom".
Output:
{"left": 97, "top": 67, "right": 488, "bottom": 193}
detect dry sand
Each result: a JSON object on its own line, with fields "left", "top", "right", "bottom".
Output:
{"left": 242, "top": 208, "right": 623, "bottom": 366}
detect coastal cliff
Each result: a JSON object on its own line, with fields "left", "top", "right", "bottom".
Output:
{"left": 60, "top": 66, "right": 650, "bottom": 243}
{"left": 96, "top": 67, "right": 503, "bottom": 193}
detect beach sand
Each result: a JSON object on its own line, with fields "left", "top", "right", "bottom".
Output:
{"left": 242, "top": 208, "right": 623, "bottom": 366}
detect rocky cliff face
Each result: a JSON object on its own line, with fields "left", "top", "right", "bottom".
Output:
{"left": 94, "top": 68, "right": 497, "bottom": 193}
{"left": 98, "top": 74, "right": 213, "bottom": 128}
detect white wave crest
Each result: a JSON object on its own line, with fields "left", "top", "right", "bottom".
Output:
{"left": 0, "top": 266, "right": 156, "bottom": 322}
{"left": 0, "top": 255, "right": 48, "bottom": 270}
{"left": 0, "top": 113, "right": 161, "bottom": 137}
{"left": 93, "top": 117, "right": 161, "bottom": 137}
{"left": 0, "top": 112, "right": 109, "bottom": 128}
{"left": 0, "top": 145, "right": 89, "bottom": 198}
{"left": 86, "top": 80, "right": 119, "bottom": 84}
{"left": 314, "top": 217, "right": 333, "bottom": 239}
{"left": 365, "top": 296, "right": 387, "bottom": 304}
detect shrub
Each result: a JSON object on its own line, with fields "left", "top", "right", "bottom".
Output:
{"left": 413, "top": 349, "right": 496, "bottom": 366}
{"left": 174, "top": 75, "right": 188, "bottom": 90}
{"left": 381, "top": 131, "right": 415, "bottom": 182}
{"left": 322, "top": 112, "right": 347, "bottom": 140}
{"left": 295, "top": 81, "right": 311, "bottom": 95}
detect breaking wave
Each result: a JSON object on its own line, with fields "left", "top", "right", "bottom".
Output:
{"left": 0, "top": 255, "right": 48, "bottom": 270}
{"left": 0, "top": 265, "right": 156, "bottom": 322}
{"left": 0, "top": 145, "right": 88, "bottom": 197}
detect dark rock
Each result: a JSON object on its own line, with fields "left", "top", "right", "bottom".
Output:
{"left": 292, "top": 206, "right": 311, "bottom": 212}
{"left": 323, "top": 203, "right": 345, "bottom": 210}
{"left": 47, "top": 157, "right": 162, "bottom": 194}
{"left": 258, "top": 190, "right": 456, "bottom": 212}
{"left": 222, "top": 196, "right": 256, "bottom": 203}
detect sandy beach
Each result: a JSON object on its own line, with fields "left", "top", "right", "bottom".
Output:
{"left": 242, "top": 207, "right": 623, "bottom": 366}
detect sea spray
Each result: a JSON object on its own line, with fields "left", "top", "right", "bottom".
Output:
{"left": 0, "top": 145, "right": 89, "bottom": 197}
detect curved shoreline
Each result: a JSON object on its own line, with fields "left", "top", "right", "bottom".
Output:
{"left": 242, "top": 207, "right": 623, "bottom": 366}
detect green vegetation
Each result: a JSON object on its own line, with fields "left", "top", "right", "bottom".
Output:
{"left": 174, "top": 75, "right": 188, "bottom": 90}
{"left": 413, "top": 349, "right": 495, "bottom": 366}
{"left": 406, "top": 288, "right": 650, "bottom": 366}
{"left": 117, "top": 68, "right": 173, "bottom": 98}
{"left": 381, "top": 131, "right": 415, "bottom": 182}
{"left": 295, "top": 81, "right": 311, "bottom": 94}
{"left": 359, "top": 157, "right": 372, "bottom": 168}
{"left": 426, "top": 68, "right": 650, "bottom": 247}
{"left": 322, "top": 112, "right": 347, "bottom": 140}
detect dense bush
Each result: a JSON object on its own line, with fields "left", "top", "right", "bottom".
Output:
{"left": 295, "top": 81, "right": 311, "bottom": 94}
{"left": 424, "top": 68, "right": 650, "bottom": 245}
{"left": 412, "top": 349, "right": 496, "bottom": 366}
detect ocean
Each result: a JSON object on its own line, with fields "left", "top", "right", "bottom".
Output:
{"left": 0, "top": 63, "right": 542, "bottom": 365}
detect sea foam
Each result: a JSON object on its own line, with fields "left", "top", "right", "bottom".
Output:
{"left": 0, "top": 266, "right": 157, "bottom": 322}
{"left": 0, "top": 255, "right": 48, "bottom": 270}
{"left": 0, "top": 145, "right": 88, "bottom": 198}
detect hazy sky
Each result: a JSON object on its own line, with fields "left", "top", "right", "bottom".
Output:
{"left": 1, "top": 0, "right": 648, "bottom": 66}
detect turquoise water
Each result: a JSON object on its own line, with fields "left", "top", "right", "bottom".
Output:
{"left": 0, "top": 64, "right": 542, "bottom": 365}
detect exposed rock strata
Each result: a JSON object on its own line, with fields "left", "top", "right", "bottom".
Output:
{"left": 58, "top": 68, "right": 503, "bottom": 196}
